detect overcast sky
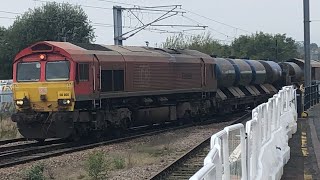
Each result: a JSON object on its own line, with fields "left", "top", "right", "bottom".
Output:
{"left": 1, "top": 0, "right": 320, "bottom": 46}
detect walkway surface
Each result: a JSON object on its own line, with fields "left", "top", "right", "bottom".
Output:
{"left": 282, "top": 104, "right": 320, "bottom": 180}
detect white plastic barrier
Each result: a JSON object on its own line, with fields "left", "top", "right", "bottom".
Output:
{"left": 190, "top": 124, "right": 247, "bottom": 180}
{"left": 190, "top": 86, "right": 297, "bottom": 180}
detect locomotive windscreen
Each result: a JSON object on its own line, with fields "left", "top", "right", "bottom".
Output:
{"left": 17, "top": 62, "right": 41, "bottom": 82}
{"left": 46, "top": 61, "right": 70, "bottom": 81}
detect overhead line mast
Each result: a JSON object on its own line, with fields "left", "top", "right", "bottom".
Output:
{"left": 303, "top": 0, "right": 311, "bottom": 87}
{"left": 112, "top": 5, "right": 207, "bottom": 45}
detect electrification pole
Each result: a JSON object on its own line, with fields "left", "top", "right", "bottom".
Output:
{"left": 113, "top": 6, "right": 123, "bottom": 45}
{"left": 304, "top": 0, "right": 311, "bottom": 87}
{"left": 112, "top": 5, "right": 205, "bottom": 45}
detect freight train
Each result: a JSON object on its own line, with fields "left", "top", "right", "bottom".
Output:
{"left": 10, "top": 41, "right": 307, "bottom": 141}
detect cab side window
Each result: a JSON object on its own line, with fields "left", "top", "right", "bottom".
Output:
{"left": 79, "top": 63, "right": 89, "bottom": 81}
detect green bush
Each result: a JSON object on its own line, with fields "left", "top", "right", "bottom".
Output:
{"left": 24, "top": 163, "right": 45, "bottom": 180}
{"left": 85, "top": 151, "right": 106, "bottom": 180}
{"left": 113, "top": 156, "right": 125, "bottom": 169}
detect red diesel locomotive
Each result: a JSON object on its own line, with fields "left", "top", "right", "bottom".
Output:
{"left": 11, "top": 41, "right": 224, "bottom": 140}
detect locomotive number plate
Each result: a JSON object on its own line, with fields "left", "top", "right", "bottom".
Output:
{"left": 58, "top": 91, "right": 71, "bottom": 99}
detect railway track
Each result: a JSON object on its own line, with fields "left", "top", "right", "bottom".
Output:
{"left": 0, "top": 121, "right": 194, "bottom": 168}
{"left": 149, "top": 112, "right": 251, "bottom": 180}
{"left": 0, "top": 111, "right": 249, "bottom": 169}
{"left": 0, "top": 138, "right": 66, "bottom": 155}
{"left": 0, "top": 138, "right": 26, "bottom": 146}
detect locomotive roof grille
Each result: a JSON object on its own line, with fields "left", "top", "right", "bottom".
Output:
{"left": 153, "top": 48, "right": 181, "bottom": 54}
{"left": 31, "top": 43, "right": 53, "bottom": 52}
{"left": 74, "top": 43, "right": 113, "bottom": 51}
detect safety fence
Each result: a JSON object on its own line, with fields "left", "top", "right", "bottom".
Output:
{"left": 303, "top": 83, "right": 320, "bottom": 111}
{"left": 190, "top": 86, "right": 297, "bottom": 180}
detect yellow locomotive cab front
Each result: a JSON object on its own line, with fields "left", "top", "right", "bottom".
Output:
{"left": 13, "top": 81, "right": 75, "bottom": 112}
{"left": 11, "top": 59, "right": 77, "bottom": 139}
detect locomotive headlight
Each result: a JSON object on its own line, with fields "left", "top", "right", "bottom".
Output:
{"left": 58, "top": 99, "right": 72, "bottom": 106}
{"left": 63, "top": 99, "right": 71, "bottom": 105}
{"left": 16, "top": 100, "right": 24, "bottom": 105}
{"left": 66, "top": 100, "right": 71, "bottom": 104}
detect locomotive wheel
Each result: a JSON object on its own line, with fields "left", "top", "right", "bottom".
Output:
{"left": 120, "top": 118, "right": 131, "bottom": 130}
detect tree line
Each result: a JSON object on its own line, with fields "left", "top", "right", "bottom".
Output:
{"left": 162, "top": 32, "right": 300, "bottom": 62}
{"left": 0, "top": 2, "right": 315, "bottom": 79}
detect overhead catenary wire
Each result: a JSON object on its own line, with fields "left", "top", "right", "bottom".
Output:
{"left": 181, "top": 8, "right": 252, "bottom": 34}
{"left": 0, "top": 16, "right": 16, "bottom": 20}
{"left": 0, "top": 10, "right": 21, "bottom": 15}
{"left": 92, "top": 0, "right": 182, "bottom": 10}
{"left": 181, "top": 14, "right": 235, "bottom": 38}
{"left": 95, "top": 0, "right": 137, "bottom": 6}
{"left": 33, "top": 0, "right": 113, "bottom": 10}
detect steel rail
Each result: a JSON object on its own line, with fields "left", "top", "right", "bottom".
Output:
{"left": 0, "top": 138, "right": 66, "bottom": 156}
{"left": 0, "top": 138, "right": 26, "bottom": 146}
